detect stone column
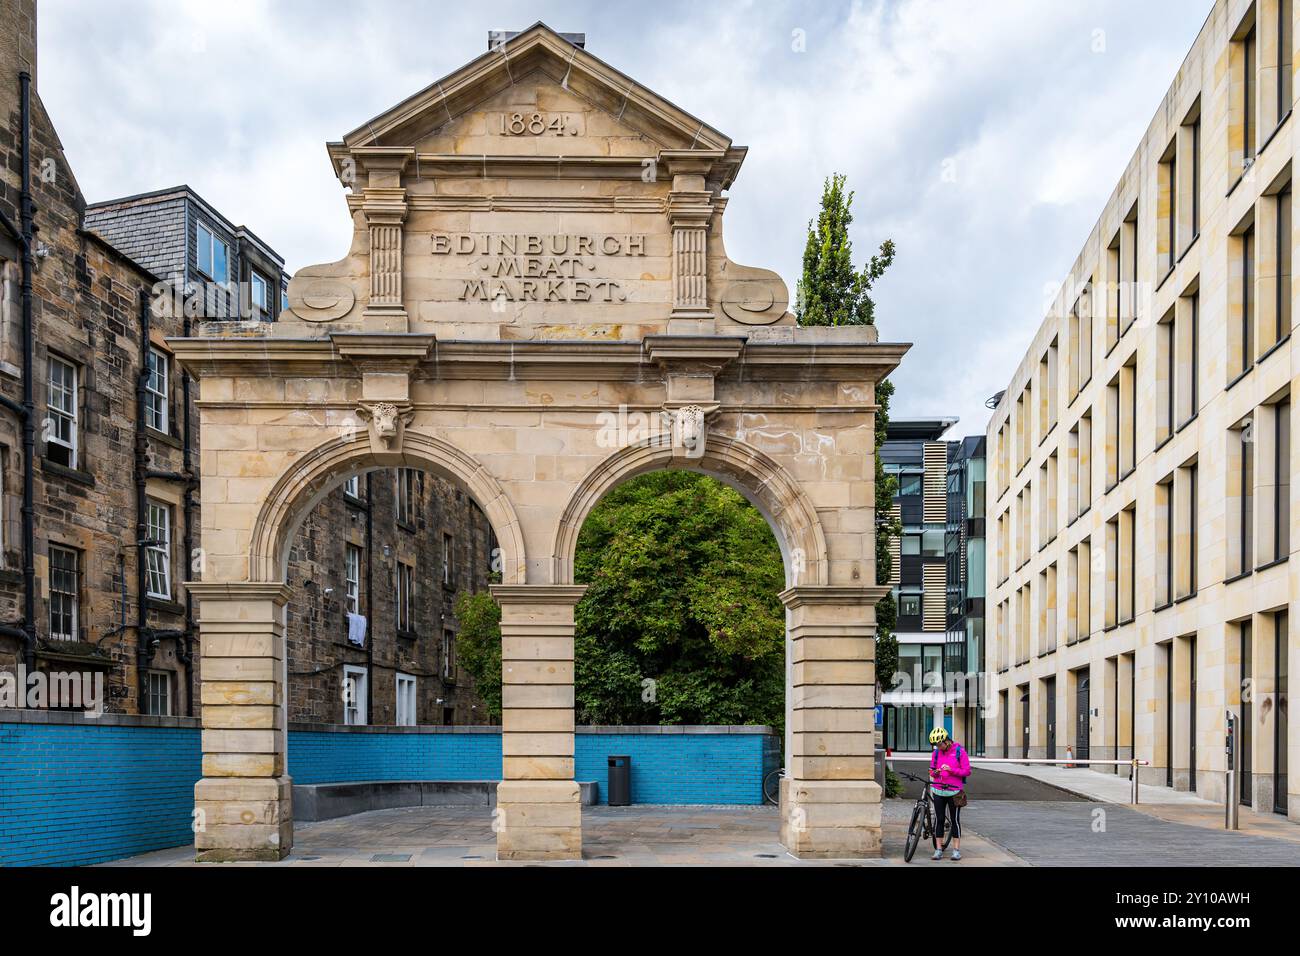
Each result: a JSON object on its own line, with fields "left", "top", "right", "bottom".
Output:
{"left": 661, "top": 150, "right": 722, "bottom": 330}
{"left": 362, "top": 198, "right": 407, "bottom": 329}
{"left": 490, "top": 584, "right": 587, "bottom": 861}
{"left": 778, "top": 584, "right": 885, "bottom": 858}
{"left": 353, "top": 147, "right": 413, "bottom": 330}
{"left": 188, "top": 582, "right": 292, "bottom": 862}
{"left": 1117, "top": 652, "right": 1135, "bottom": 778}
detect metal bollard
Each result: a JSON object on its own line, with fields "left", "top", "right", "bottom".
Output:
{"left": 1130, "top": 758, "right": 1139, "bottom": 804}
{"left": 1225, "top": 711, "right": 1239, "bottom": 830}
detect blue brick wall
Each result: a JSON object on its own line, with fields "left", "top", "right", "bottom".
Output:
{"left": 289, "top": 731, "right": 772, "bottom": 805}
{"left": 0, "top": 720, "right": 775, "bottom": 866}
{"left": 575, "top": 734, "right": 769, "bottom": 805}
{"left": 0, "top": 721, "right": 201, "bottom": 867}
{"left": 287, "top": 731, "right": 502, "bottom": 784}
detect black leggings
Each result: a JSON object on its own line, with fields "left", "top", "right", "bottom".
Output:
{"left": 932, "top": 793, "right": 962, "bottom": 840}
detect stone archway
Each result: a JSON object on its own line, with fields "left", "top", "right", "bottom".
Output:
{"left": 549, "top": 433, "right": 889, "bottom": 858}
{"left": 248, "top": 429, "right": 526, "bottom": 585}
{"left": 173, "top": 23, "right": 907, "bottom": 863}
{"left": 550, "top": 431, "right": 830, "bottom": 589}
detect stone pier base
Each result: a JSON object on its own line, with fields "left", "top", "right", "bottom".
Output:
{"left": 780, "top": 778, "right": 883, "bottom": 859}
{"left": 495, "top": 780, "right": 582, "bottom": 861}
{"left": 194, "top": 776, "right": 293, "bottom": 862}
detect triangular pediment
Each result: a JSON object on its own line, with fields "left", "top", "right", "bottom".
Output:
{"left": 342, "top": 22, "right": 731, "bottom": 154}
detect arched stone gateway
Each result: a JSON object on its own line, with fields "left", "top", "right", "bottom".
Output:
{"left": 172, "top": 23, "right": 907, "bottom": 862}
{"left": 551, "top": 432, "right": 830, "bottom": 589}
{"left": 248, "top": 429, "right": 527, "bottom": 585}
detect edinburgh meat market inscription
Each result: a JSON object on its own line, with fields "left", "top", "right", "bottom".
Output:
{"left": 435, "top": 233, "right": 645, "bottom": 303}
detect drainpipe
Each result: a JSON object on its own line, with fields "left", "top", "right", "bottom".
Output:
{"left": 134, "top": 288, "right": 152, "bottom": 695}
{"left": 17, "top": 72, "right": 36, "bottom": 671}
{"left": 179, "top": 310, "right": 195, "bottom": 716}
{"left": 364, "top": 471, "right": 373, "bottom": 724}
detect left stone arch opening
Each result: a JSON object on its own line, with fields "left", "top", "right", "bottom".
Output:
{"left": 249, "top": 431, "right": 526, "bottom": 587}
{"left": 192, "top": 429, "right": 527, "bottom": 861}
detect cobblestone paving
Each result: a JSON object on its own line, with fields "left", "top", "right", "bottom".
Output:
{"left": 107, "top": 799, "right": 1300, "bottom": 867}
{"left": 964, "top": 801, "right": 1300, "bottom": 866}
{"left": 108, "top": 802, "right": 1021, "bottom": 867}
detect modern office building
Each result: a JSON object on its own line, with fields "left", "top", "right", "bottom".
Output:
{"left": 948, "top": 434, "right": 987, "bottom": 754}
{"left": 881, "top": 418, "right": 986, "bottom": 753}
{"left": 987, "top": 0, "right": 1296, "bottom": 818}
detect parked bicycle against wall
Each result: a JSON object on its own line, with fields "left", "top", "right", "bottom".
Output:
{"left": 896, "top": 769, "right": 954, "bottom": 862}
{"left": 762, "top": 766, "right": 784, "bottom": 806}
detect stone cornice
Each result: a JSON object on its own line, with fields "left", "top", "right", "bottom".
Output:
{"left": 666, "top": 190, "right": 716, "bottom": 227}
{"left": 778, "top": 585, "right": 893, "bottom": 609}
{"left": 406, "top": 154, "right": 663, "bottom": 181}
{"left": 659, "top": 148, "right": 727, "bottom": 175}
{"left": 351, "top": 146, "right": 415, "bottom": 170}
{"left": 167, "top": 334, "right": 908, "bottom": 384}
{"left": 168, "top": 337, "right": 342, "bottom": 379}
{"left": 490, "top": 584, "right": 589, "bottom": 605}
{"left": 402, "top": 194, "right": 665, "bottom": 214}
{"left": 185, "top": 581, "right": 294, "bottom": 605}
{"left": 334, "top": 333, "right": 435, "bottom": 364}
{"left": 645, "top": 334, "right": 746, "bottom": 368}
{"left": 344, "top": 151, "right": 746, "bottom": 189}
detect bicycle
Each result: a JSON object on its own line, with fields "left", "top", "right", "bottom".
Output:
{"left": 762, "top": 767, "right": 784, "bottom": 806}
{"left": 896, "top": 769, "right": 955, "bottom": 862}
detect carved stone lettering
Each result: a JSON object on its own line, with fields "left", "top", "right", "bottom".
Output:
{"left": 436, "top": 234, "right": 644, "bottom": 304}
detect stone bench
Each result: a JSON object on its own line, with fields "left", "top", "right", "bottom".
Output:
{"left": 293, "top": 780, "right": 600, "bottom": 823}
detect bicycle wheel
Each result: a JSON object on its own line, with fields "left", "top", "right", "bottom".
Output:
{"left": 762, "top": 768, "right": 782, "bottom": 806}
{"left": 903, "top": 803, "right": 924, "bottom": 862}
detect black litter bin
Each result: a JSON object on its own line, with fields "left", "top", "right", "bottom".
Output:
{"left": 607, "top": 755, "right": 631, "bottom": 806}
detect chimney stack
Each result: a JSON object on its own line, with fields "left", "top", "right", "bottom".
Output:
{"left": 487, "top": 28, "right": 585, "bottom": 52}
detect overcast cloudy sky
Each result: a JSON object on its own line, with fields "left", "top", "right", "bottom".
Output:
{"left": 39, "top": 0, "right": 1212, "bottom": 438}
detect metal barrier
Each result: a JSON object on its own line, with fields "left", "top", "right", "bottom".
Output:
{"left": 886, "top": 754, "right": 1151, "bottom": 804}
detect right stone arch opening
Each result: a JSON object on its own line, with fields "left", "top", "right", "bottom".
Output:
{"left": 546, "top": 433, "right": 884, "bottom": 859}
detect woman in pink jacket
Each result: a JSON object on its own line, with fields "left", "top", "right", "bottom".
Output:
{"left": 928, "top": 726, "right": 970, "bottom": 861}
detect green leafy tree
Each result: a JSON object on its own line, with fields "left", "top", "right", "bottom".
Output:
{"left": 796, "top": 172, "right": 900, "bottom": 692}
{"left": 796, "top": 173, "right": 895, "bottom": 327}
{"left": 573, "top": 472, "right": 786, "bottom": 730}
{"left": 453, "top": 588, "right": 502, "bottom": 716}
{"left": 452, "top": 472, "right": 787, "bottom": 731}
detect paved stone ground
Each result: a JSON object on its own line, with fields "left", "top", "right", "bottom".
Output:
{"left": 1135, "top": 803, "right": 1300, "bottom": 845}
{"left": 107, "top": 802, "right": 1022, "bottom": 867}
{"left": 891, "top": 760, "right": 1087, "bottom": 801}
{"left": 967, "top": 801, "right": 1300, "bottom": 866}
{"left": 968, "top": 759, "right": 1219, "bottom": 806}
{"left": 105, "top": 768, "right": 1300, "bottom": 867}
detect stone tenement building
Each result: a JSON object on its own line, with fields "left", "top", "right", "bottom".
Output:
{"left": 86, "top": 186, "right": 289, "bottom": 323}
{"left": 988, "top": 0, "right": 1297, "bottom": 821}
{"left": 0, "top": 2, "right": 491, "bottom": 724}
{"left": 283, "top": 471, "right": 495, "bottom": 727}
{"left": 0, "top": 0, "right": 193, "bottom": 716}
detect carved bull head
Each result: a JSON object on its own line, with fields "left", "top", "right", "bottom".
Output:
{"left": 660, "top": 404, "right": 708, "bottom": 458}
{"left": 370, "top": 403, "right": 401, "bottom": 446}
{"left": 357, "top": 402, "right": 414, "bottom": 453}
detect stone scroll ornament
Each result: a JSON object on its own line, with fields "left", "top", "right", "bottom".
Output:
{"left": 285, "top": 276, "right": 356, "bottom": 322}
{"left": 356, "top": 402, "right": 415, "bottom": 455}
{"left": 660, "top": 404, "right": 719, "bottom": 459}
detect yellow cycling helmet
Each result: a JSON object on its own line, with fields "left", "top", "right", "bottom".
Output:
{"left": 929, "top": 726, "right": 950, "bottom": 746}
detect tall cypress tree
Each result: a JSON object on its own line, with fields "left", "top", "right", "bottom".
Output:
{"left": 796, "top": 174, "right": 900, "bottom": 692}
